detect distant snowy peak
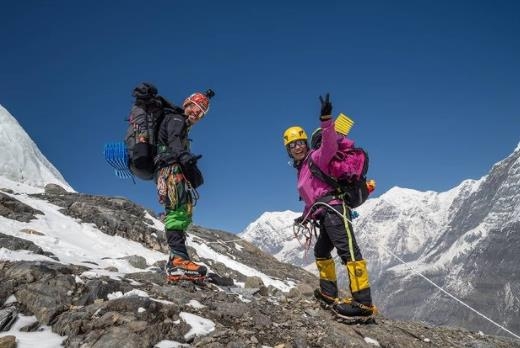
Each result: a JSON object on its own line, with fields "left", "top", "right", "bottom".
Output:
{"left": 490, "top": 141, "right": 520, "bottom": 172}
{"left": 373, "top": 178, "right": 480, "bottom": 213}
{"left": 242, "top": 211, "right": 298, "bottom": 233}
{"left": 239, "top": 211, "right": 299, "bottom": 252}
{"left": 0, "top": 104, "right": 73, "bottom": 191}
{"left": 239, "top": 210, "right": 299, "bottom": 241}
{"left": 239, "top": 210, "right": 310, "bottom": 267}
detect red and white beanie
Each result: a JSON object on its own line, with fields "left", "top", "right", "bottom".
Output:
{"left": 183, "top": 92, "right": 210, "bottom": 115}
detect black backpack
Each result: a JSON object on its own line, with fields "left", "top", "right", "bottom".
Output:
{"left": 125, "top": 82, "right": 182, "bottom": 181}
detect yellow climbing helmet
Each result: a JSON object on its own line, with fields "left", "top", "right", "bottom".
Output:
{"left": 283, "top": 126, "right": 308, "bottom": 146}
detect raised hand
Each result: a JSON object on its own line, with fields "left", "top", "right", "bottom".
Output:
{"left": 319, "top": 93, "right": 332, "bottom": 120}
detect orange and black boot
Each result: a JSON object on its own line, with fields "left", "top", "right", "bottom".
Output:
{"left": 165, "top": 255, "right": 207, "bottom": 282}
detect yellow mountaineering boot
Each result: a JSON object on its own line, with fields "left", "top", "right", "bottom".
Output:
{"left": 314, "top": 257, "right": 339, "bottom": 305}
{"left": 332, "top": 260, "right": 378, "bottom": 317}
{"left": 333, "top": 297, "right": 378, "bottom": 318}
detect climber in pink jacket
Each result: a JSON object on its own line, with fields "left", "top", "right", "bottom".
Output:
{"left": 282, "top": 94, "right": 377, "bottom": 319}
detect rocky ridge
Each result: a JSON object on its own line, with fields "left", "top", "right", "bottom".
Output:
{"left": 1, "top": 185, "right": 519, "bottom": 347}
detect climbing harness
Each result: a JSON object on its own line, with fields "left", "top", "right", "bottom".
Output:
{"left": 157, "top": 164, "right": 199, "bottom": 208}
{"left": 292, "top": 199, "right": 356, "bottom": 261}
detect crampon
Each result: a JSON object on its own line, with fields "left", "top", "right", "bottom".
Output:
{"left": 166, "top": 273, "right": 207, "bottom": 284}
{"left": 331, "top": 308, "right": 377, "bottom": 324}
{"left": 315, "top": 289, "right": 377, "bottom": 325}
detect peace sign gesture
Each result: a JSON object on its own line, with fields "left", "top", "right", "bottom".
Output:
{"left": 319, "top": 93, "right": 332, "bottom": 119}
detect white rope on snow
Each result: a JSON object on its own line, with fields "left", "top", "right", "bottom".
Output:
{"left": 380, "top": 246, "right": 520, "bottom": 340}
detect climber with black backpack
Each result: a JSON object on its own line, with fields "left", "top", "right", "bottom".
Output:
{"left": 107, "top": 82, "right": 215, "bottom": 282}
{"left": 282, "top": 93, "right": 377, "bottom": 320}
{"left": 154, "top": 87, "right": 215, "bottom": 282}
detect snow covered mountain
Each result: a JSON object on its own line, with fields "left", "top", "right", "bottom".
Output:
{"left": 0, "top": 105, "right": 72, "bottom": 191}
{"left": 240, "top": 144, "right": 520, "bottom": 338}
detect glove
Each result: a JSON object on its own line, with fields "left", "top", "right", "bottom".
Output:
{"left": 179, "top": 152, "right": 202, "bottom": 167}
{"left": 154, "top": 152, "right": 175, "bottom": 168}
{"left": 294, "top": 215, "right": 308, "bottom": 226}
{"left": 319, "top": 93, "right": 332, "bottom": 120}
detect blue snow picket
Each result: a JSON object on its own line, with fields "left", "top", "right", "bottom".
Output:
{"left": 104, "top": 142, "right": 134, "bottom": 180}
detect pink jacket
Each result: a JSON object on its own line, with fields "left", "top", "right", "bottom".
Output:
{"left": 296, "top": 118, "right": 355, "bottom": 219}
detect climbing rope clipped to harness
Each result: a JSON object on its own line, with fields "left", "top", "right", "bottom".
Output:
{"left": 293, "top": 221, "right": 318, "bottom": 260}
{"left": 292, "top": 199, "right": 355, "bottom": 260}
{"left": 185, "top": 179, "right": 200, "bottom": 207}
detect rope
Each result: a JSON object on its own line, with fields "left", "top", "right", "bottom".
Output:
{"left": 379, "top": 247, "right": 520, "bottom": 340}
{"left": 292, "top": 223, "right": 317, "bottom": 260}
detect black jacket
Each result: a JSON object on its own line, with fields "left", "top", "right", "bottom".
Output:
{"left": 155, "top": 109, "right": 190, "bottom": 167}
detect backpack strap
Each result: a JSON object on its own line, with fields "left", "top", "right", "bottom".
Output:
{"left": 307, "top": 155, "right": 341, "bottom": 191}
{"left": 315, "top": 193, "right": 345, "bottom": 205}
{"left": 308, "top": 155, "right": 357, "bottom": 206}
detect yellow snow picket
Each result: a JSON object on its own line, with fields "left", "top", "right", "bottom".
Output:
{"left": 335, "top": 113, "right": 354, "bottom": 136}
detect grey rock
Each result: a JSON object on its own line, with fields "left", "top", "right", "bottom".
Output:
{"left": 120, "top": 255, "right": 147, "bottom": 269}
{"left": 244, "top": 276, "right": 264, "bottom": 289}
{"left": 0, "top": 232, "right": 55, "bottom": 259}
{"left": 44, "top": 183, "right": 68, "bottom": 195}
{"left": 0, "top": 335, "right": 16, "bottom": 348}
{"left": 104, "top": 266, "right": 118, "bottom": 272}
{"left": 19, "top": 320, "right": 40, "bottom": 332}
{"left": 0, "top": 192, "right": 43, "bottom": 222}
{"left": 77, "top": 278, "right": 134, "bottom": 306}
{"left": 15, "top": 273, "right": 75, "bottom": 324}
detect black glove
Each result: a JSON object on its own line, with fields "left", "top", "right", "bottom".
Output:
{"left": 319, "top": 93, "right": 332, "bottom": 120}
{"left": 154, "top": 152, "right": 175, "bottom": 168}
{"left": 179, "top": 152, "right": 202, "bottom": 167}
{"left": 294, "top": 215, "right": 308, "bottom": 226}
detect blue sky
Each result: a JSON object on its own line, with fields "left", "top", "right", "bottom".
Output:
{"left": 1, "top": 1, "right": 518, "bottom": 233}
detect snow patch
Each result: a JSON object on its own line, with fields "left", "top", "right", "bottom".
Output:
{"left": 3, "top": 295, "right": 17, "bottom": 305}
{"left": 154, "top": 340, "right": 190, "bottom": 347}
{"left": 107, "top": 289, "right": 149, "bottom": 300}
{"left": 179, "top": 312, "right": 215, "bottom": 340}
{"left": 0, "top": 313, "right": 65, "bottom": 348}
{"left": 364, "top": 337, "right": 381, "bottom": 346}
{"left": 187, "top": 300, "right": 206, "bottom": 309}
{"left": 188, "top": 235, "right": 295, "bottom": 292}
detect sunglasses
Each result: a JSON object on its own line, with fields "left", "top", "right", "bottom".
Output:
{"left": 287, "top": 140, "right": 307, "bottom": 149}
